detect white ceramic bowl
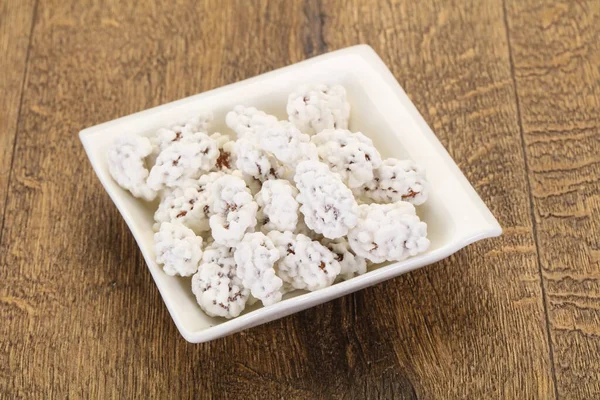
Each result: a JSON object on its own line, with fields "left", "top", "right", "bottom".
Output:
{"left": 80, "top": 45, "right": 501, "bottom": 343}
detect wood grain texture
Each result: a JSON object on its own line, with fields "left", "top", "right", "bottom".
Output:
{"left": 321, "top": 0, "right": 555, "bottom": 397}
{"left": 1, "top": 0, "right": 597, "bottom": 398}
{"left": 504, "top": 0, "right": 600, "bottom": 397}
{"left": 0, "top": 0, "right": 37, "bottom": 238}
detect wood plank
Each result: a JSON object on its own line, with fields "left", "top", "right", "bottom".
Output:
{"left": 320, "top": 0, "right": 557, "bottom": 397}
{"left": 0, "top": 1, "right": 313, "bottom": 398}
{"left": 0, "top": 0, "right": 37, "bottom": 236}
{"left": 504, "top": 0, "right": 600, "bottom": 397}
{"left": 1, "top": 0, "right": 556, "bottom": 398}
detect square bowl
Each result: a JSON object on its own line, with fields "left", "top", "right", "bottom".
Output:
{"left": 80, "top": 45, "right": 501, "bottom": 343}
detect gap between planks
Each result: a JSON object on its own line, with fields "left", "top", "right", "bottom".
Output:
{"left": 500, "top": 0, "right": 560, "bottom": 398}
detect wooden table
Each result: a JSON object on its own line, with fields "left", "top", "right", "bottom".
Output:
{"left": 1, "top": 0, "right": 598, "bottom": 398}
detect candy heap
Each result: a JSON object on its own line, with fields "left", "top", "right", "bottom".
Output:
{"left": 107, "top": 83, "right": 430, "bottom": 319}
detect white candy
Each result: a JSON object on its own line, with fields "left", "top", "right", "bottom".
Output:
{"left": 107, "top": 135, "right": 157, "bottom": 201}
{"left": 154, "top": 222, "right": 203, "bottom": 277}
{"left": 192, "top": 262, "right": 249, "bottom": 318}
{"left": 294, "top": 160, "right": 359, "bottom": 239}
{"left": 147, "top": 132, "right": 219, "bottom": 190}
{"left": 191, "top": 242, "right": 249, "bottom": 318}
{"left": 233, "top": 137, "right": 286, "bottom": 181}
{"left": 347, "top": 202, "right": 429, "bottom": 263}
{"left": 323, "top": 237, "right": 367, "bottom": 281}
{"left": 209, "top": 132, "right": 231, "bottom": 149}
{"left": 153, "top": 111, "right": 213, "bottom": 153}
{"left": 287, "top": 84, "right": 350, "bottom": 135}
{"left": 117, "top": 83, "right": 436, "bottom": 321}
{"left": 354, "top": 158, "right": 429, "bottom": 205}
{"left": 209, "top": 175, "right": 258, "bottom": 247}
{"left": 258, "top": 121, "right": 318, "bottom": 169}
{"left": 312, "top": 129, "right": 382, "bottom": 189}
{"left": 225, "top": 105, "right": 278, "bottom": 138}
{"left": 234, "top": 232, "right": 282, "bottom": 306}
{"left": 210, "top": 132, "right": 236, "bottom": 172}
{"left": 180, "top": 111, "right": 213, "bottom": 133}
{"left": 153, "top": 188, "right": 177, "bottom": 231}
{"left": 255, "top": 180, "right": 299, "bottom": 233}
{"left": 200, "top": 241, "right": 233, "bottom": 264}
{"left": 268, "top": 231, "right": 340, "bottom": 291}
{"left": 153, "top": 172, "right": 225, "bottom": 233}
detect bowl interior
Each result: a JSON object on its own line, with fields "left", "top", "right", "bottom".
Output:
{"left": 81, "top": 48, "right": 486, "bottom": 338}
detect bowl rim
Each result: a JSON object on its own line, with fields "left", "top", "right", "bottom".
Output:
{"left": 80, "top": 44, "right": 502, "bottom": 343}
